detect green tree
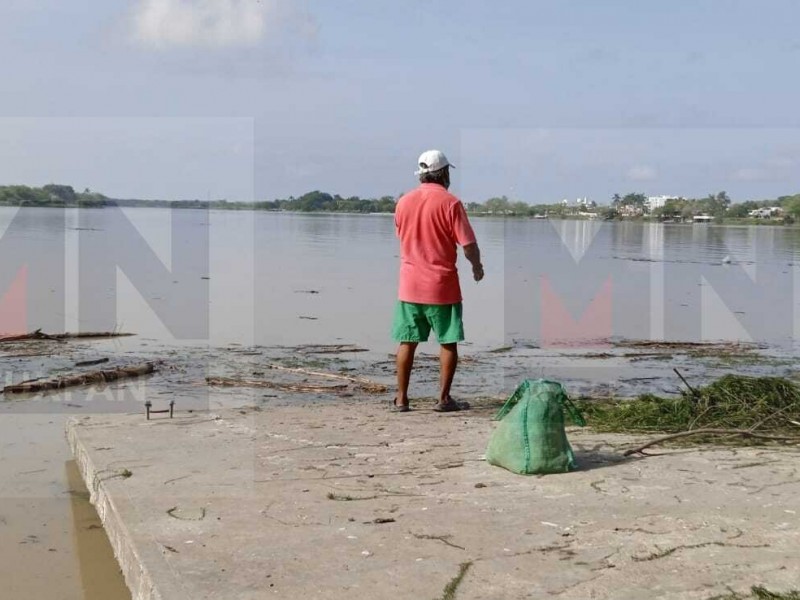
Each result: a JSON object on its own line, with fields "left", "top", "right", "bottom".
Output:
{"left": 704, "top": 191, "right": 732, "bottom": 218}
{"left": 294, "top": 191, "right": 334, "bottom": 211}
{"left": 621, "top": 193, "right": 646, "bottom": 207}
{"left": 727, "top": 200, "right": 759, "bottom": 218}
{"left": 509, "top": 201, "right": 532, "bottom": 216}
{"left": 43, "top": 184, "right": 77, "bottom": 204}
{"left": 599, "top": 206, "right": 620, "bottom": 220}
{"left": 375, "top": 196, "right": 396, "bottom": 213}
{"left": 484, "top": 196, "right": 511, "bottom": 214}
{"left": 784, "top": 196, "right": 800, "bottom": 219}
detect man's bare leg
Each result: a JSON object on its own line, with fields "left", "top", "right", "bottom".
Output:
{"left": 438, "top": 343, "right": 458, "bottom": 405}
{"left": 396, "top": 342, "right": 418, "bottom": 407}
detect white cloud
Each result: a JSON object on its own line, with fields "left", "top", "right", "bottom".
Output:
{"left": 626, "top": 165, "right": 658, "bottom": 181}
{"left": 130, "top": 0, "right": 270, "bottom": 48}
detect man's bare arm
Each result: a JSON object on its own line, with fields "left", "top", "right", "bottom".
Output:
{"left": 463, "top": 243, "right": 484, "bottom": 282}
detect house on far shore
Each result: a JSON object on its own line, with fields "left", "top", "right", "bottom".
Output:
{"left": 748, "top": 206, "right": 783, "bottom": 219}
{"left": 619, "top": 204, "right": 644, "bottom": 217}
{"left": 693, "top": 215, "right": 714, "bottom": 223}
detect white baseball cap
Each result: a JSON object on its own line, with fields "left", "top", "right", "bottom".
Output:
{"left": 415, "top": 149, "right": 455, "bottom": 175}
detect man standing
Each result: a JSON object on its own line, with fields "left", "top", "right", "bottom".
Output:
{"left": 391, "top": 149, "right": 484, "bottom": 412}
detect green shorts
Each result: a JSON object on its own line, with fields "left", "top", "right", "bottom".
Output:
{"left": 391, "top": 301, "right": 465, "bottom": 344}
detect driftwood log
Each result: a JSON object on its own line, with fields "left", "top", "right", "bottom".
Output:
{"left": 206, "top": 376, "right": 348, "bottom": 394}
{"left": 2, "top": 362, "right": 155, "bottom": 394}
{"left": 75, "top": 357, "right": 111, "bottom": 367}
{"left": 0, "top": 329, "right": 134, "bottom": 343}
{"left": 265, "top": 363, "right": 387, "bottom": 393}
{"left": 293, "top": 344, "right": 369, "bottom": 354}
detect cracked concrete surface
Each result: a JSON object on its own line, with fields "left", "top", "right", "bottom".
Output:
{"left": 67, "top": 399, "right": 800, "bottom": 600}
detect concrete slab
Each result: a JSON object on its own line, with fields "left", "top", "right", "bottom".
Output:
{"left": 67, "top": 400, "right": 800, "bottom": 600}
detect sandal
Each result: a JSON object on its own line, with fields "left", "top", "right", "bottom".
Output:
{"left": 391, "top": 397, "right": 410, "bottom": 413}
{"left": 433, "top": 398, "right": 470, "bottom": 412}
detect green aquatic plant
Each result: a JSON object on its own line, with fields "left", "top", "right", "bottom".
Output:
{"left": 708, "top": 586, "right": 800, "bottom": 600}
{"left": 577, "top": 375, "right": 800, "bottom": 436}
{"left": 438, "top": 561, "right": 473, "bottom": 600}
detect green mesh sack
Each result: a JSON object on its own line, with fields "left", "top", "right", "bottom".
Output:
{"left": 486, "top": 379, "right": 586, "bottom": 475}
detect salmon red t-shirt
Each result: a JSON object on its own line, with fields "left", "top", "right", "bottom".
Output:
{"left": 394, "top": 183, "right": 477, "bottom": 305}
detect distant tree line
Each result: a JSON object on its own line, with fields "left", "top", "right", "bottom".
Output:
{"left": 2, "top": 184, "right": 800, "bottom": 223}
{"left": 260, "top": 191, "right": 397, "bottom": 213}
{"left": 0, "top": 184, "right": 107, "bottom": 207}
{"left": 464, "top": 195, "right": 599, "bottom": 218}
{"left": 0, "top": 186, "right": 397, "bottom": 213}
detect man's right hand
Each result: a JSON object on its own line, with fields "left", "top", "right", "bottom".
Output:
{"left": 473, "top": 263, "right": 484, "bottom": 282}
{"left": 464, "top": 243, "right": 484, "bottom": 282}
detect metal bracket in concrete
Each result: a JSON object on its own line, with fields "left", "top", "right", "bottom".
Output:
{"left": 144, "top": 400, "right": 174, "bottom": 420}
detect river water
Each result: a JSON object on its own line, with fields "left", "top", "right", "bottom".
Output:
{"left": 4, "top": 207, "right": 799, "bottom": 351}
{"left": 1, "top": 207, "right": 799, "bottom": 598}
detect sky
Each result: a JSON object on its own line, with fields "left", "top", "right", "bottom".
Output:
{"left": 0, "top": 0, "right": 799, "bottom": 204}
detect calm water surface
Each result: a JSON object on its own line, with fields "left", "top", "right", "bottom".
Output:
{"left": 3, "top": 206, "right": 799, "bottom": 352}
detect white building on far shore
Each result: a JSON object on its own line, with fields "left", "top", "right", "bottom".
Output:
{"left": 562, "top": 197, "right": 595, "bottom": 209}
{"left": 646, "top": 195, "right": 679, "bottom": 212}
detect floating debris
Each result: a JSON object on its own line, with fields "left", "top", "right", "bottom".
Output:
{"left": 3, "top": 362, "right": 156, "bottom": 395}
{"left": 0, "top": 329, "right": 135, "bottom": 343}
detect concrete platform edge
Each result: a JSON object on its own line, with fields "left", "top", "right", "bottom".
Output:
{"left": 66, "top": 417, "right": 187, "bottom": 600}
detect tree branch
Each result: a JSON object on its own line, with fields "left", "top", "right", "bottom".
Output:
{"left": 623, "top": 429, "right": 800, "bottom": 457}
